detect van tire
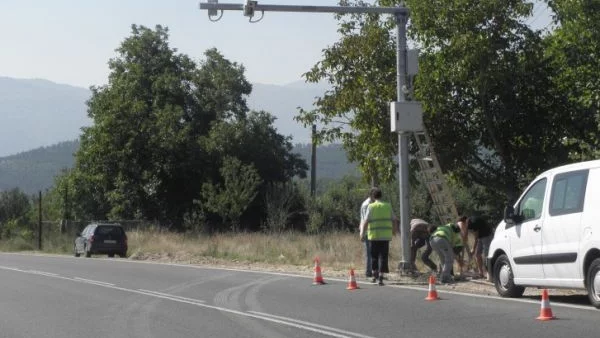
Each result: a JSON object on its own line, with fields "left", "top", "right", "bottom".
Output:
{"left": 586, "top": 258, "right": 600, "bottom": 309}
{"left": 493, "top": 254, "right": 525, "bottom": 298}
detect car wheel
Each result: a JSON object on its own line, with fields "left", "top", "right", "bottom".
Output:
{"left": 85, "top": 245, "right": 92, "bottom": 258}
{"left": 586, "top": 258, "right": 600, "bottom": 309}
{"left": 74, "top": 244, "right": 80, "bottom": 257}
{"left": 118, "top": 252, "right": 127, "bottom": 258}
{"left": 493, "top": 254, "right": 525, "bottom": 298}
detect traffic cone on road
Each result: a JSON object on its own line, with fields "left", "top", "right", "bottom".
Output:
{"left": 425, "top": 274, "right": 439, "bottom": 301}
{"left": 346, "top": 269, "right": 359, "bottom": 290}
{"left": 536, "top": 289, "right": 556, "bottom": 321}
{"left": 312, "top": 257, "right": 326, "bottom": 285}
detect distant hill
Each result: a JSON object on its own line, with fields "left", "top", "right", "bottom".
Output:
{"left": 0, "top": 140, "right": 358, "bottom": 194}
{"left": 0, "top": 77, "right": 91, "bottom": 157}
{"left": 0, "top": 140, "right": 79, "bottom": 194}
{"left": 0, "top": 77, "right": 328, "bottom": 157}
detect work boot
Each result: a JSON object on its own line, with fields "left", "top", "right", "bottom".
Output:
{"left": 378, "top": 276, "right": 384, "bottom": 286}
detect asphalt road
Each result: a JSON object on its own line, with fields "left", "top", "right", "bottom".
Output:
{"left": 1, "top": 253, "right": 599, "bottom": 338}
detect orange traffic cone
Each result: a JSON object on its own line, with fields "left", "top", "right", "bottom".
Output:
{"left": 536, "top": 289, "right": 556, "bottom": 321}
{"left": 346, "top": 269, "right": 359, "bottom": 290}
{"left": 425, "top": 274, "right": 439, "bottom": 301}
{"left": 312, "top": 258, "right": 326, "bottom": 285}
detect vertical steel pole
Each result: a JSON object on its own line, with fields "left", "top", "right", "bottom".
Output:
{"left": 395, "top": 11, "right": 411, "bottom": 273}
{"left": 311, "top": 124, "right": 317, "bottom": 197}
{"left": 38, "top": 191, "right": 42, "bottom": 250}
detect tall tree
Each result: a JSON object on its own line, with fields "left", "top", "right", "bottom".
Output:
{"left": 72, "top": 25, "right": 252, "bottom": 226}
{"left": 545, "top": 0, "right": 600, "bottom": 160}
{"left": 67, "top": 25, "right": 306, "bottom": 229}
{"left": 299, "top": 0, "right": 591, "bottom": 201}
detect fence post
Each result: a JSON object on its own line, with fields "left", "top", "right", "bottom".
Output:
{"left": 38, "top": 191, "right": 42, "bottom": 250}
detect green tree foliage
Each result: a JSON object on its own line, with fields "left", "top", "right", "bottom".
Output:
{"left": 405, "top": 0, "right": 590, "bottom": 200}
{"left": 296, "top": 1, "right": 398, "bottom": 184}
{"left": 201, "top": 156, "right": 262, "bottom": 231}
{"left": 546, "top": 0, "right": 600, "bottom": 160}
{"left": 65, "top": 25, "right": 306, "bottom": 229}
{"left": 0, "top": 188, "right": 31, "bottom": 238}
{"left": 300, "top": 0, "right": 594, "bottom": 203}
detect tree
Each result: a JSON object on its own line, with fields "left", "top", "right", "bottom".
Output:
{"left": 0, "top": 188, "right": 30, "bottom": 238}
{"left": 68, "top": 25, "right": 306, "bottom": 230}
{"left": 299, "top": 0, "right": 592, "bottom": 202}
{"left": 405, "top": 0, "right": 589, "bottom": 199}
{"left": 201, "top": 156, "right": 262, "bottom": 231}
{"left": 296, "top": 3, "right": 398, "bottom": 184}
{"left": 545, "top": 0, "right": 600, "bottom": 160}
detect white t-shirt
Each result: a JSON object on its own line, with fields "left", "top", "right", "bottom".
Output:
{"left": 360, "top": 198, "right": 371, "bottom": 222}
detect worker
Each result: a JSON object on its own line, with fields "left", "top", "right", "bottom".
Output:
{"left": 359, "top": 190, "right": 375, "bottom": 278}
{"left": 359, "top": 187, "right": 397, "bottom": 286}
{"left": 409, "top": 218, "right": 437, "bottom": 274}
{"left": 468, "top": 215, "right": 493, "bottom": 279}
{"left": 428, "top": 223, "right": 455, "bottom": 284}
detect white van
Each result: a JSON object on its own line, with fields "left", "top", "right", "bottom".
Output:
{"left": 487, "top": 159, "right": 600, "bottom": 308}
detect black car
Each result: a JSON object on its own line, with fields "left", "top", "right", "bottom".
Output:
{"left": 74, "top": 223, "right": 128, "bottom": 258}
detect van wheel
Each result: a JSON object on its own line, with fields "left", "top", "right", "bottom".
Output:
{"left": 493, "top": 254, "right": 525, "bottom": 298}
{"left": 586, "top": 258, "right": 600, "bottom": 309}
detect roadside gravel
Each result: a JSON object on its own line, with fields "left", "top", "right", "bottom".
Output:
{"left": 129, "top": 253, "right": 586, "bottom": 298}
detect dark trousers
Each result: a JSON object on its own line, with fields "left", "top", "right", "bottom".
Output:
{"left": 370, "top": 240, "right": 390, "bottom": 276}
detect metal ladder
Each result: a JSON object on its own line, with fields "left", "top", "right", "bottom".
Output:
{"left": 412, "top": 130, "right": 459, "bottom": 225}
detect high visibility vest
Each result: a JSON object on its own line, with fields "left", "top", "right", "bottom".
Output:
{"left": 447, "top": 223, "right": 463, "bottom": 248}
{"left": 367, "top": 201, "right": 393, "bottom": 241}
{"left": 432, "top": 224, "right": 454, "bottom": 243}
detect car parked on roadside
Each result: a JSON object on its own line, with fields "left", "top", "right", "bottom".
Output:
{"left": 74, "top": 223, "right": 127, "bottom": 258}
{"left": 487, "top": 159, "right": 600, "bottom": 308}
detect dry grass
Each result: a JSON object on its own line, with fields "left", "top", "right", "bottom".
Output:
{"left": 0, "top": 229, "right": 406, "bottom": 276}
{"left": 126, "top": 229, "right": 403, "bottom": 273}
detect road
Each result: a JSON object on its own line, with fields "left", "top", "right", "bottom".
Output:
{"left": 1, "top": 253, "right": 599, "bottom": 338}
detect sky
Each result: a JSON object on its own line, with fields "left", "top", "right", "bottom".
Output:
{"left": 0, "top": 0, "right": 552, "bottom": 89}
{"left": 0, "top": 0, "right": 342, "bottom": 88}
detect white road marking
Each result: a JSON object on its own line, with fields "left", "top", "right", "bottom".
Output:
{"left": 138, "top": 289, "right": 205, "bottom": 303}
{"left": 249, "top": 311, "right": 377, "bottom": 338}
{"left": 73, "top": 277, "right": 115, "bottom": 286}
{"left": 27, "top": 270, "right": 59, "bottom": 277}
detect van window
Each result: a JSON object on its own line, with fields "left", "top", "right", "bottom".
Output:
{"left": 549, "top": 169, "right": 588, "bottom": 216}
{"left": 518, "top": 178, "right": 547, "bottom": 222}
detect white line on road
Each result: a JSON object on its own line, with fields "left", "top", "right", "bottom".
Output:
{"left": 138, "top": 289, "right": 206, "bottom": 303}
{"left": 28, "top": 270, "right": 59, "bottom": 277}
{"left": 249, "top": 311, "right": 377, "bottom": 338}
{"left": 73, "top": 277, "right": 115, "bottom": 286}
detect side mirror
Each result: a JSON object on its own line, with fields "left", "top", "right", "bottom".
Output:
{"left": 504, "top": 205, "right": 516, "bottom": 225}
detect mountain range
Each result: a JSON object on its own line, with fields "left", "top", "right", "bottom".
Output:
{"left": 0, "top": 76, "right": 328, "bottom": 157}
{"left": 0, "top": 76, "right": 357, "bottom": 193}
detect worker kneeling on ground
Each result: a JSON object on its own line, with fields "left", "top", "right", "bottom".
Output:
{"left": 428, "top": 223, "right": 455, "bottom": 284}
{"left": 409, "top": 218, "right": 437, "bottom": 274}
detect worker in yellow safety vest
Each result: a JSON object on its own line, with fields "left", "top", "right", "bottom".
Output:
{"left": 359, "top": 187, "right": 398, "bottom": 286}
{"left": 428, "top": 223, "right": 455, "bottom": 284}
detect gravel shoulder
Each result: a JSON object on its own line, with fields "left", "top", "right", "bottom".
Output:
{"left": 129, "top": 254, "right": 586, "bottom": 298}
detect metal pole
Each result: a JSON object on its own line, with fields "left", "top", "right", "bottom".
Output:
{"left": 38, "top": 191, "right": 42, "bottom": 250}
{"left": 311, "top": 124, "right": 317, "bottom": 197}
{"left": 395, "top": 11, "right": 412, "bottom": 273}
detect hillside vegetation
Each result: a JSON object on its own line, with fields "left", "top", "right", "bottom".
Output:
{"left": 0, "top": 140, "right": 356, "bottom": 195}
